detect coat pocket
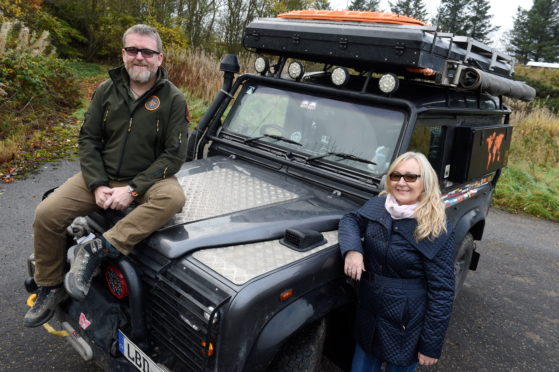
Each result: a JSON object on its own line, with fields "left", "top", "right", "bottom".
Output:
{"left": 379, "top": 291, "right": 407, "bottom": 327}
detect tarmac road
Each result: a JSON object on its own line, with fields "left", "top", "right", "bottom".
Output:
{"left": 0, "top": 160, "right": 558, "bottom": 372}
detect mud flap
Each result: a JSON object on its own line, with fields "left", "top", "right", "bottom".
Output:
{"left": 66, "top": 282, "right": 128, "bottom": 352}
{"left": 469, "top": 250, "right": 480, "bottom": 271}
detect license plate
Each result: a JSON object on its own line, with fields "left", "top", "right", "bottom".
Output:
{"left": 118, "top": 330, "right": 165, "bottom": 372}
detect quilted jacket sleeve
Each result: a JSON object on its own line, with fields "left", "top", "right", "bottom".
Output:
{"left": 417, "top": 230, "right": 456, "bottom": 358}
{"left": 338, "top": 209, "right": 367, "bottom": 257}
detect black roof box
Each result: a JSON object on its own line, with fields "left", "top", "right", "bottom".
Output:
{"left": 243, "top": 13, "right": 513, "bottom": 78}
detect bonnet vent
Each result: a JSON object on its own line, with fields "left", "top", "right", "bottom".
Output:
{"left": 280, "top": 228, "right": 326, "bottom": 252}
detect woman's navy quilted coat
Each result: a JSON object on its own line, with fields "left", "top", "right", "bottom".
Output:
{"left": 338, "top": 196, "right": 455, "bottom": 366}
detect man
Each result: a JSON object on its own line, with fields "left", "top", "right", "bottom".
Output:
{"left": 24, "top": 24, "right": 188, "bottom": 328}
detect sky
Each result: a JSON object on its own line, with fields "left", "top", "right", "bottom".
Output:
{"left": 328, "top": 0, "right": 535, "bottom": 48}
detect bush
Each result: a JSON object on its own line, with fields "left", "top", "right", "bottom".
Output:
{"left": 0, "top": 18, "right": 82, "bottom": 164}
{"left": 0, "top": 52, "right": 81, "bottom": 137}
{"left": 514, "top": 65, "right": 559, "bottom": 113}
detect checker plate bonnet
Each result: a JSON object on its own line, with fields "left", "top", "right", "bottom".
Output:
{"left": 175, "top": 167, "right": 299, "bottom": 223}
{"left": 192, "top": 231, "right": 338, "bottom": 285}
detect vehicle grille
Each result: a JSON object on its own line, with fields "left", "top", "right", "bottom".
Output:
{"left": 144, "top": 261, "right": 231, "bottom": 371}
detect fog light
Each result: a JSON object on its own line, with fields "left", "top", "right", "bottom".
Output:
{"left": 331, "top": 67, "right": 349, "bottom": 86}
{"left": 105, "top": 265, "right": 128, "bottom": 299}
{"left": 379, "top": 73, "right": 399, "bottom": 94}
{"left": 288, "top": 61, "right": 304, "bottom": 80}
{"left": 254, "top": 56, "right": 269, "bottom": 74}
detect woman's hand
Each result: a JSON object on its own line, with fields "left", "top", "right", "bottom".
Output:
{"left": 344, "top": 251, "right": 365, "bottom": 281}
{"left": 418, "top": 352, "right": 438, "bottom": 366}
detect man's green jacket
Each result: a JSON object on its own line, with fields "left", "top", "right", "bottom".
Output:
{"left": 79, "top": 66, "right": 188, "bottom": 196}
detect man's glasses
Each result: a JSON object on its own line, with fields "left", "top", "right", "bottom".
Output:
{"left": 123, "top": 47, "right": 161, "bottom": 58}
{"left": 389, "top": 172, "right": 421, "bottom": 183}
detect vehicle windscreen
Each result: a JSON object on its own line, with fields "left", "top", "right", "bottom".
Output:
{"left": 222, "top": 84, "right": 406, "bottom": 176}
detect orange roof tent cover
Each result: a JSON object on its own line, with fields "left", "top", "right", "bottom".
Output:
{"left": 277, "top": 9, "right": 426, "bottom": 26}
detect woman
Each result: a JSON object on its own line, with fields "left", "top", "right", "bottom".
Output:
{"left": 338, "top": 151, "right": 455, "bottom": 372}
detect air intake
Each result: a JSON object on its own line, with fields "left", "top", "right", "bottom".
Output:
{"left": 280, "top": 228, "right": 326, "bottom": 252}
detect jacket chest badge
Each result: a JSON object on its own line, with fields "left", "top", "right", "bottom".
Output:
{"left": 145, "top": 95, "right": 161, "bottom": 111}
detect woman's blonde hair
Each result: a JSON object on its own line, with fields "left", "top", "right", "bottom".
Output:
{"left": 381, "top": 151, "right": 447, "bottom": 240}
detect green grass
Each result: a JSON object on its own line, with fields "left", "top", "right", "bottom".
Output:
{"left": 182, "top": 89, "right": 211, "bottom": 129}
{"left": 494, "top": 161, "right": 559, "bottom": 221}
{"left": 65, "top": 60, "right": 107, "bottom": 78}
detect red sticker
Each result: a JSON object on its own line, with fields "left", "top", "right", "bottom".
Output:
{"left": 79, "top": 312, "right": 91, "bottom": 330}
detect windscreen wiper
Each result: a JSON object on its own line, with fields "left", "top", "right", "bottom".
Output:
{"left": 244, "top": 134, "right": 302, "bottom": 146}
{"left": 308, "top": 152, "right": 376, "bottom": 165}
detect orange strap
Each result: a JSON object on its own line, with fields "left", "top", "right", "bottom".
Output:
{"left": 278, "top": 10, "right": 426, "bottom": 26}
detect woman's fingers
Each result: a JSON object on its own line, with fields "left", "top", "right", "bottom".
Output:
{"left": 344, "top": 251, "right": 365, "bottom": 281}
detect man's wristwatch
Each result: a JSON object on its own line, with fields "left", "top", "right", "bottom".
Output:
{"left": 127, "top": 185, "right": 138, "bottom": 198}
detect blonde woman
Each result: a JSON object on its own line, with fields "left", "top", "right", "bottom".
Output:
{"left": 339, "top": 151, "right": 455, "bottom": 372}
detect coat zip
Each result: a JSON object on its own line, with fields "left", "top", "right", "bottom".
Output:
{"left": 114, "top": 79, "right": 165, "bottom": 179}
{"left": 116, "top": 116, "right": 133, "bottom": 178}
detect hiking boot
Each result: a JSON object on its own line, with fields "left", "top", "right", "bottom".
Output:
{"left": 23, "top": 286, "right": 67, "bottom": 328}
{"left": 64, "top": 238, "right": 120, "bottom": 301}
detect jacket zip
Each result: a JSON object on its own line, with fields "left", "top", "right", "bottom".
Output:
{"left": 116, "top": 117, "right": 133, "bottom": 178}
{"left": 153, "top": 118, "right": 160, "bottom": 159}
{"left": 114, "top": 78, "right": 165, "bottom": 179}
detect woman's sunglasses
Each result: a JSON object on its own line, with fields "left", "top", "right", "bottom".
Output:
{"left": 123, "top": 47, "right": 161, "bottom": 58}
{"left": 389, "top": 172, "right": 421, "bottom": 183}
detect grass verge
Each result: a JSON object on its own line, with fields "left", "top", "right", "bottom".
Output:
{"left": 494, "top": 161, "right": 559, "bottom": 221}
{"left": 0, "top": 61, "right": 106, "bottom": 182}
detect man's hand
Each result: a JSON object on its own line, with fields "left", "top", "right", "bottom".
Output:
{"left": 103, "top": 186, "right": 134, "bottom": 211}
{"left": 344, "top": 250, "right": 365, "bottom": 281}
{"left": 418, "top": 352, "right": 438, "bottom": 366}
{"left": 94, "top": 186, "right": 113, "bottom": 209}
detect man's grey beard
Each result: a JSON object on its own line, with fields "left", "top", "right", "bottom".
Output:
{"left": 127, "top": 65, "right": 155, "bottom": 84}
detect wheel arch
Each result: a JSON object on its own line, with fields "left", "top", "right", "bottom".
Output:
{"left": 453, "top": 207, "right": 485, "bottom": 249}
{"left": 242, "top": 280, "right": 354, "bottom": 372}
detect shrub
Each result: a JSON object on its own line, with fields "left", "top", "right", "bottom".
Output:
{"left": 0, "top": 18, "right": 81, "bottom": 163}
{"left": 164, "top": 50, "right": 253, "bottom": 103}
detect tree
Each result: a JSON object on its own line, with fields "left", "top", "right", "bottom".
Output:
{"left": 507, "top": 0, "right": 559, "bottom": 63}
{"left": 271, "top": 0, "right": 312, "bottom": 15}
{"left": 389, "top": 0, "right": 428, "bottom": 22}
{"left": 311, "top": 0, "right": 331, "bottom": 9}
{"left": 508, "top": 7, "right": 532, "bottom": 63}
{"left": 433, "top": 0, "right": 470, "bottom": 35}
{"left": 463, "top": 0, "right": 499, "bottom": 43}
{"left": 527, "top": 0, "right": 559, "bottom": 61}
{"left": 348, "top": 0, "right": 380, "bottom": 11}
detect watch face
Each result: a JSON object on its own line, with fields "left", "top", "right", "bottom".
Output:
{"left": 128, "top": 186, "right": 138, "bottom": 197}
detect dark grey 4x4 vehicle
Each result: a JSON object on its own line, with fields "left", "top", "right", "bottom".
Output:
{"left": 26, "top": 10, "right": 535, "bottom": 372}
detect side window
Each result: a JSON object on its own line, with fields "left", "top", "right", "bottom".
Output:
{"left": 409, "top": 125, "right": 446, "bottom": 172}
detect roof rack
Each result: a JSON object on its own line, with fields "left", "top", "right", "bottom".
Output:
{"left": 242, "top": 11, "right": 535, "bottom": 100}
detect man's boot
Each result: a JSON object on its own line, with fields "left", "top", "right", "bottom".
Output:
{"left": 23, "top": 286, "right": 67, "bottom": 328}
{"left": 64, "top": 238, "right": 120, "bottom": 301}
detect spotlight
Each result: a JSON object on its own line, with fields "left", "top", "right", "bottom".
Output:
{"left": 378, "top": 73, "right": 399, "bottom": 94}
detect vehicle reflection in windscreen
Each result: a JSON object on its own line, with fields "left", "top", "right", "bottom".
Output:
{"left": 223, "top": 84, "right": 405, "bottom": 175}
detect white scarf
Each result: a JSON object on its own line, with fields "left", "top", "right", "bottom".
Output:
{"left": 385, "top": 194, "right": 418, "bottom": 220}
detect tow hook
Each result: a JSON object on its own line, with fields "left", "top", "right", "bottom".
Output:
{"left": 25, "top": 294, "right": 94, "bottom": 361}
{"left": 26, "top": 294, "right": 69, "bottom": 337}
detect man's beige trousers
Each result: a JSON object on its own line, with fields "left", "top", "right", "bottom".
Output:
{"left": 33, "top": 172, "right": 185, "bottom": 286}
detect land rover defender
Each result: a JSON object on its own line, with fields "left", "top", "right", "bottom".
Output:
{"left": 25, "top": 10, "right": 535, "bottom": 372}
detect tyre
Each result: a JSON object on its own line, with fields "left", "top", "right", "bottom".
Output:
{"left": 268, "top": 317, "right": 327, "bottom": 372}
{"left": 454, "top": 233, "right": 475, "bottom": 296}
